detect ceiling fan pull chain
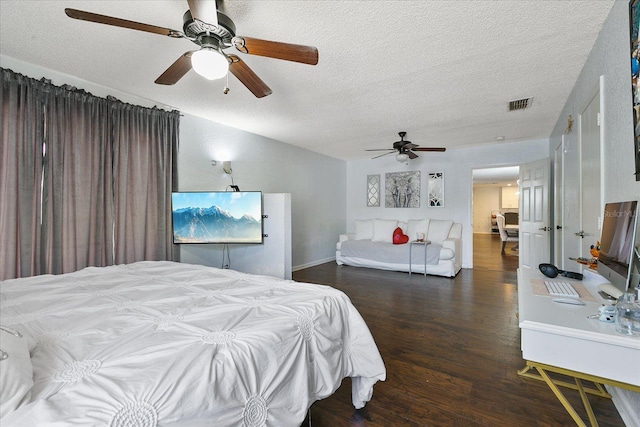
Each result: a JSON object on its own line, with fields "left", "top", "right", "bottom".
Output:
{"left": 224, "top": 73, "right": 230, "bottom": 94}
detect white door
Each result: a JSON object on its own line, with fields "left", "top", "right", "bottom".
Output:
{"left": 519, "top": 158, "right": 551, "bottom": 270}
{"left": 554, "top": 139, "right": 565, "bottom": 268}
{"left": 579, "top": 89, "right": 602, "bottom": 262}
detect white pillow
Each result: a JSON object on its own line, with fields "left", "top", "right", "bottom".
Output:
{"left": 354, "top": 219, "right": 374, "bottom": 240}
{"left": 371, "top": 219, "right": 398, "bottom": 243}
{"left": 407, "top": 219, "right": 430, "bottom": 241}
{"left": 427, "top": 219, "right": 454, "bottom": 245}
{"left": 0, "top": 327, "right": 34, "bottom": 417}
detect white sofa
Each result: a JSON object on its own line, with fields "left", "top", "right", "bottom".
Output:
{"left": 336, "top": 218, "right": 462, "bottom": 277}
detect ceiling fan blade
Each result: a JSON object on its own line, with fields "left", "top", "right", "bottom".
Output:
{"left": 404, "top": 143, "right": 418, "bottom": 150}
{"left": 187, "top": 0, "right": 218, "bottom": 29}
{"left": 64, "top": 8, "right": 184, "bottom": 38}
{"left": 155, "top": 52, "right": 194, "bottom": 85}
{"left": 365, "top": 149, "right": 394, "bottom": 152}
{"left": 234, "top": 37, "right": 318, "bottom": 65}
{"left": 412, "top": 147, "right": 447, "bottom": 152}
{"left": 371, "top": 151, "right": 394, "bottom": 159}
{"left": 407, "top": 151, "right": 419, "bottom": 159}
{"left": 228, "top": 55, "right": 272, "bottom": 98}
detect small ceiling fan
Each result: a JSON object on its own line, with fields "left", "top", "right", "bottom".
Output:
{"left": 366, "top": 132, "right": 446, "bottom": 162}
{"left": 64, "top": 0, "right": 318, "bottom": 98}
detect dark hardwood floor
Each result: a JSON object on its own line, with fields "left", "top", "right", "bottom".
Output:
{"left": 293, "top": 234, "right": 624, "bottom": 426}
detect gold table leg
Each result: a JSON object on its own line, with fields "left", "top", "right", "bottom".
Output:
{"left": 535, "top": 365, "right": 588, "bottom": 427}
{"left": 517, "top": 361, "right": 640, "bottom": 426}
{"left": 575, "top": 378, "right": 598, "bottom": 427}
{"left": 517, "top": 365, "right": 610, "bottom": 398}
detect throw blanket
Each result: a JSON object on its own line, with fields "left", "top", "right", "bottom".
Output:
{"left": 340, "top": 240, "right": 441, "bottom": 265}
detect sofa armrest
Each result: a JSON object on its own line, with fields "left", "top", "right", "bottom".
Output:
{"left": 340, "top": 233, "right": 356, "bottom": 243}
{"left": 442, "top": 237, "right": 461, "bottom": 268}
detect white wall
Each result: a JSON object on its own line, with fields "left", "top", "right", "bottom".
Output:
{"left": 1, "top": 55, "right": 346, "bottom": 271}
{"left": 473, "top": 187, "right": 500, "bottom": 234}
{"left": 346, "top": 138, "right": 548, "bottom": 269}
{"left": 549, "top": 2, "right": 639, "bottom": 204}
{"left": 178, "top": 114, "right": 346, "bottom": 269}
{"left": 547, "top": 2, "right": 640, "bottom": 423}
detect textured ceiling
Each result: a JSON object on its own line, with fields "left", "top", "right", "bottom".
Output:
{"left": 0, "top": 1, "right": 615, "bottom": 161}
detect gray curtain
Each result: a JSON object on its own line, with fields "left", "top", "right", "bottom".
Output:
{"left": 0, "top": 68, "right": 179, "bottom": 280}
{"left": 111, "top": 101, "right": 180, "bottom": 264}
{"left": 0, "top": 70, "right": 46, "bottom": 279}
{"left": 42, "top": 87, "right": 114, "bottom": 274}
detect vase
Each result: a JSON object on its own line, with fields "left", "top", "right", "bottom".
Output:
{"left": 615, "top": 292, "right": 640, "bottom": 336}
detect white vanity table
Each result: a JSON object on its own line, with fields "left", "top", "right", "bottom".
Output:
{"left": 517, "top": 267, "right": 640, "bottom": 425}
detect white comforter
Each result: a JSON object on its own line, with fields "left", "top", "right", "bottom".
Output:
{"left": 0, "top": 261, "right": 385, "bottom": 426}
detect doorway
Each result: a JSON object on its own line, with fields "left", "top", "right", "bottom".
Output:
{"left": 472, "top": 166, "right": 520, "bottom": 271}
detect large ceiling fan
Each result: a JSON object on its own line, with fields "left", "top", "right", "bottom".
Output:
{"left": 366, "top": 132, "right": 446, "bottom": 162}
{"left": 64, "top": 0, "right": 318, "bottom": 98}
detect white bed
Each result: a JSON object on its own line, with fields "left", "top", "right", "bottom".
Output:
{"left": 0, "top": 261, "right": 386, "bottom": 426}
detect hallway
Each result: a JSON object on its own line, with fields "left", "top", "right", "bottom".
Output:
{"left": 473, "top": 232, "right": 519, "bottom": 271}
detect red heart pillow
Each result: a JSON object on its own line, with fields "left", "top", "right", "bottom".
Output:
{"left": 392, "top": 227, "right": 409, "bottom": 244}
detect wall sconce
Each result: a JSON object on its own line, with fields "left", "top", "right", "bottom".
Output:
{"left": 221, "top": 161, "right": 239, "bottom": 191}
{"left": 222, "top": 161, "right": 232, "bottom": 174}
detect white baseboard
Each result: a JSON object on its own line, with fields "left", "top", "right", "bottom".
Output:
{"left": 606, "top": 385, "right": 640, "bottom": 427}
{"left": 292, "top": 256, "right": 335, "bottom": 272}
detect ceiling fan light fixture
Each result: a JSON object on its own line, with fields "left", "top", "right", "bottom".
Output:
{"left": 191, "top": 47, "right": 229, "bottom": 80}
{"left": 396, "top": 153, "right": 409, "bottom": 163}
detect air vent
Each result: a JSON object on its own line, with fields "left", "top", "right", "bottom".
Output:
{"left": 508, "top": 98, "right": 532, "bottom": 111}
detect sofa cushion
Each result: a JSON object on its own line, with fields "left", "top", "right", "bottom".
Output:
{"left": 340, "top": 240, "right": 441, "bottom": 265}
{"left": 392, "top": 227, "right": 409, "bottom": 244}
{"left": 407, "top": 219, "right": 430, "bottom": 242}
{"left": 371, "top": 219, "right": 398, "bottom": 243}
{"left": 354, "top": 219, "right": 373, "bottom": 240}
{"left": 427, "top": 220, "right": 453, "bottom": 245}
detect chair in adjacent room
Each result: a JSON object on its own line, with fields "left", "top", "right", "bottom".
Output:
{"left": 504, "top": 211, "right": 519, "bottom": 226}
{"left": 496, "top": 213, "right": 518, "bottom": 254}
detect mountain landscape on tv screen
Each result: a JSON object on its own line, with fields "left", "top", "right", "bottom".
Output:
{"left": 172, "top": 205, "right": 262, "bottom": 243}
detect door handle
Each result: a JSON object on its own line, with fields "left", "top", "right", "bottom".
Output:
{"left": 556, "top": 225, "right": 562, "bottom": 230}
{"left": 538, "top": 226, "right": 550, "bottom": 231}
{"left": 574, "top": 230, "right": 585, "bottom": 238}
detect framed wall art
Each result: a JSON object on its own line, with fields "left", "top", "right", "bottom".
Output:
{"left": 428, "top": 172, "right": 444, "bottom": 207}
{"left": 385, "top": 171, "right": 420, "bottom": 208}
{"left": 367, "top": 174, "right": 380, "bottom": 207}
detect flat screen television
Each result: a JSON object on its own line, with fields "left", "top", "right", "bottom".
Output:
{"left": 171, "top": 191, "right": 263, "bottom": 244}
{"left": 597, "top": 201, "right": 639, "bottom": 292}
